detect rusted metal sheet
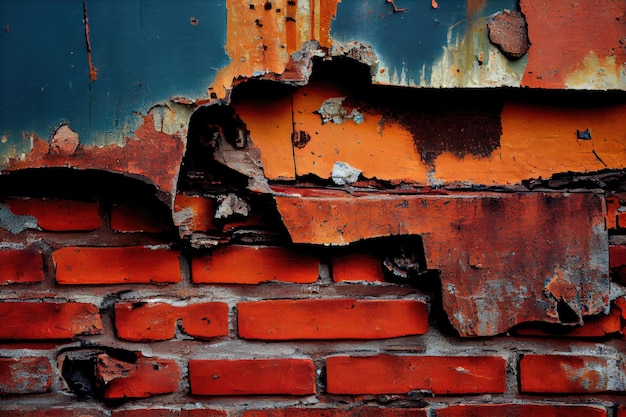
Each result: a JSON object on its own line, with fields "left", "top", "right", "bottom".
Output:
{"left": 273, "top": 189, "right": 609, "bottom": 336}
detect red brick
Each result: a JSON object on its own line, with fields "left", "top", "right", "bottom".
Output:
{"left": 0, "top": 357, "right": 52, "bottom": 394}
{"left": 238, "top": 299, "right": 428, "bottom": 340}
{"left": 174, "top": 194, "right": 217, "bottom": 234}
{"left": 53, "top": 246, "right": 181, "bottom": 284}
{"left": 1, "top": 409, "right": 108, "bottom": 417}
{"left": 6, "top": 198, "right": 101, "bottom": 231}
{"left": 436, "top": 404, "right": 607, "bottom": 417}
{"left": 0, "top": 247, "right": 44, "bottom": 284}
{"left": 111, "top": 411, "right": 227, "bottom": 417}
{"left": 192, "top": 245, "right": 319, "bottom": 284}
{"left": 326, "top": 354, "right": 506, "bottom": 395}
{"left": 189, "top": 358, "right": 316, "bottom": 395}
{"left": 110, "top": 203, "right": 164, "bottom": 233}
{"left": 115, "top": 301, "right": 229, "bottom": 341}
{"left": 611, "top": 245, "right": 626, "bottom": 268}
{"left": 96, "top": 353, "right": 179, "bottom": 399}
{"left": 112, "top": 410, "right": 179, "bottom": 417}
{"left": 182, "top": 410, "right": 227, "bottom": 417}
{"left": 242, "top": 407, "right": 428, "bottom": 417}
{"left": 513, "top": 308, "right": 622, "bottom": 338}
{"left": 0, "top": 302, "right": 103, "bottom": 339}
{"left": 332, "top": 253, "right": 385, "bottom": 282}
{"left": 520, "top": 354, "right": 623, "bottom": 394}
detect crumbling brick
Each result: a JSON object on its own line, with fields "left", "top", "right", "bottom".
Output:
{"left": 115, "top": 301, "right": 229, "bottom": 341}
{"left": 0, "top": 301, "right": 103, "bottom": 339}
{"left": 0, "top": 357, "right": 53, "bottom": 394}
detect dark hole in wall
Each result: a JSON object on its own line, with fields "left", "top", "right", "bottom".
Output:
{"left": 331, "top": 235, "right": 456, "bottom": 336}
{"left": 178, "top": 104, "right": 251, "bottom": 193}
{"left": 62, "top": 357, "right": 99, "bottom": 399}
{"left": 0, "top": 167, "right": 176, "bottom": 234}
{"left": 61, "top": 347, "right": 138, "bottom": 401}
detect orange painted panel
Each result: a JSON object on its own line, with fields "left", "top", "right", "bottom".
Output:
{"left": 520, "top": 0, "right": 626, "bottom": 89}
{"left": 433, "top": 103, "right": 626, "bottom": 185}
{"left": 233, "top": 94, "right": 296, "bottom": 180}
{"left": 292, "top": 83, "right": 428, "bottom": 182}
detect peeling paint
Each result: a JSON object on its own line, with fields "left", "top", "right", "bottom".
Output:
{"left": 0, "top": 204, "right": 39, "bottom": 234}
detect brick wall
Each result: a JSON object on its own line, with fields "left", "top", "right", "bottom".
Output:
{"left": 0, "top": 171, "right": 625, "bottom": 415}
{"left": 1, "top": 60, "right": 626, "bottom": 416}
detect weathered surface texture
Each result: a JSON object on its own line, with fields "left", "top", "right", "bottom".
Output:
{"left": 275, "top": 190, "right": 608, "bottom": 336}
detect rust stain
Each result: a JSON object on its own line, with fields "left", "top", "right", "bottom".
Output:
{"left": 4, "top": 114, "right": 185, "bottom": 205}
{"left": 82, "top": 1, "right": 98, "bottom": 82}
{"left": 520, "top": 0, "right": 626, "bottom": 89}
{"left": 273, "top": 189, "right": 609, "bottom": 336}
{"left": 487, "top": 10, "right": 529, "bottom": 60}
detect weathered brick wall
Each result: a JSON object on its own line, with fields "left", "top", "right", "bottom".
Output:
{"left": 0, "top": 166, "right": 625, "bottom": 416}
{"left": 1, "top": 42, "right": 626, "bottom": 417}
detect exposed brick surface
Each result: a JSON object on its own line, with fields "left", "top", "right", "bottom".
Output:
{"left": 326, "top": 354, "right": 507, "bottom": 395}
{"left": 0, "top": 357, "right": 52, "bottom": 394}
{"left": 110, "top": 203, "right": 164, "bottom": 233}
{"left": 112, "top": 411, "right": 179, "bottom": 417}
{"left": 96, "top": 354, "right": 179, "bottom": 399}
{"left": 6, "top": 198, "right": 101, "bottom": 231}
{"left": 519, "top": 354, "right": 623, "bottom": 394}
{"left": 115, "top": 301, "right": 229, "bottom": 341}
{"left": 174, "top": 193, "right": 217, "bottom": 233}
{"left": 242, "top": 407, "right": 428, "bottom": 417}
{"left": 1, "top": 409, "right": 108, "bottom": 417}
{"left": 192, "top": 245, "right": 319, "bottom": 284}
{"left": 332, "top": 253, "right": 385, "bottom": 282}
{"left": 275, "top": 191, "right": 609, "bottom": 336}
{"left": 0, "top": 302, "right": 103, "bottom": 339}
{"left": 53, "top": 246, "right": 182, "bottom": 284}
{"left": 189, "top": 358, "right": 316, "bottom": 395}
{"left": 238, "top": 299, "right": 428, "bottom": 339}
{"left": 111, "top": 410, "right": 227, "bottom": 417}
{"left": 436, "top": 404, "right": 608, "bottom": 417}
{"left": 0, "top": 247, "right": 44, "bottom": 284}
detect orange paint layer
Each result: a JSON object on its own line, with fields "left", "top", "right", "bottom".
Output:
{"left": 233, "top": 93, "right": 296, "bottom": 180}
{"left": 292, "top": 83, "right": 428, "bottom": 182}
{"left": 433, "top": 102, "right": 626, "bottom": 185}
{"left": 212, "top": 0, "right": 340, "bottom": 98}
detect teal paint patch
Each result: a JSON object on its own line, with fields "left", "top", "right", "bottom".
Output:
{"left": 331, "top": 0, "right": 517, "bottom": 85}
{"left": 0, "top": 0, "right": 228, "bottom": 160}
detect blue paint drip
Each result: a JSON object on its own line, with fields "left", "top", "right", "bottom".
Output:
{"left": 331, "top": 0, "right": 517, "bottom": 85}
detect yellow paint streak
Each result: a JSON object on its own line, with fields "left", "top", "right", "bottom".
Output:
{"left": 433, "top": 103, "right": 626, "bottom": 184}
{"left": 566, "top": 52, "right": 626, "bottom": 90}
{"left": 292, "top": 83, "right": 428, "bottom": 182}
